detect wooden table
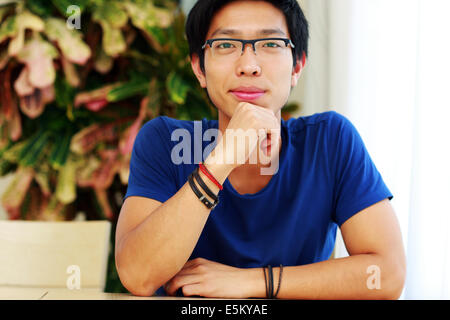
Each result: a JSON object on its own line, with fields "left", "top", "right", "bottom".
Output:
{"left": 0, "top": 287, "right": 208, "bottom": 300}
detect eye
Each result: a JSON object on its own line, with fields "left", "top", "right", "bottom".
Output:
{"left": 216, "top": 42, "right": 235, "bottom": 49}
{"left": 263, "top": 42, "right": 282, "bottom": 48}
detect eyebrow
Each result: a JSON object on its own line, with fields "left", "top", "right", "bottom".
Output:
{"left": 210, "top": 28, "right": 287, "bottom": 38}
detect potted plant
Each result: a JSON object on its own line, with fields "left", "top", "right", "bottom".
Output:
{"left": 0, "top": 0, "right": 298, "bottom": 292}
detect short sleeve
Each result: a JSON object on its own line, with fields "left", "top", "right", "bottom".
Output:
{"left": 327, "top": 112, "right": 393, "bottom": 227}
{"left": 123, "top": 117, "right": 178, "bottom": 203}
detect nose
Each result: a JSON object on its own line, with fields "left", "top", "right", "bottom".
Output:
{"left": 235, "top": 44, "right": 261, "bottom": 76}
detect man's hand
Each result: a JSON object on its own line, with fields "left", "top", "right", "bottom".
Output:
{"left": 164, "top": 257, "right": 252, "bottom": 298}
{"left": 207, "top": 102, "right": 281, "bottom": 170}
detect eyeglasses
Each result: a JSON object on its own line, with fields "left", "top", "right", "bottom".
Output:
{"left": 201, "top": 38, "right": 295, "bottom": 61}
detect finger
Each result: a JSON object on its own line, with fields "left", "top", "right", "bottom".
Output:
{"left": 182, "top": 283, "right": 204, "bottom": 297}
{"left": 182, "top": 257, "right": 207, "bottom": 270}
{"left": 165, "top": 274, "right": 201, "bottom": 296}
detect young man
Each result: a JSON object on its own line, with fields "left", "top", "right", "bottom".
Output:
{"left": 115, "top": 0, "right": 406, "bottom": 299}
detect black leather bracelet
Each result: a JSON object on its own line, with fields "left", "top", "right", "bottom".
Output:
{"left": 193, "top": 167, "right": 218, "bottom": 202}
{"left": 268, "top": 265, "right": 273, "bottom": 299}
{"left": 188, "top": 172, "right": 218, "bottom": 209}
{"left": 263, "top": 267, "right": 268, "bottom": 299}
{"left": 274, "top": 264, "right": 283, "bottom": 298}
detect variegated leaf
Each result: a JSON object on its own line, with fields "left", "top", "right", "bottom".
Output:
{"left": 1, "top": 166, "right": 35, "bottom": 219}
{"left": 45, "top": 18, "right": 91, "bottom": 65}
{"left": 70, "top": 122, "right": 120, "bottom": 155}
{"left": 18, "top": 85, "right": 54, "bottom": 119}
{"left": 55, "top": 157, "right": 77, "bottom": 204}
{"left": 94, "top": 188, "right": 113, "bottom": 220}
{"left": 74, "top": 83, "right": 121, "bottom": 111}
{"left": 91, "top": 149, "right": 119, "bottom": 190}
{"left": 16, "top": 37, "right": 58, "bottom": 88}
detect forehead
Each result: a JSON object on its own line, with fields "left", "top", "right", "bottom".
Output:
{"left": 206, "top": 1, "right": 290, "bottom": 39}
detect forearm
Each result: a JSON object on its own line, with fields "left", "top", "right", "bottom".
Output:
{"left": 244, "top": 254, "right": 405, "bottom": 300}
{"left": 116, "top": 161, "right": 233, "bottom": 296}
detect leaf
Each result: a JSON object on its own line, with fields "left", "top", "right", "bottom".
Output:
{"left": 107, "top": 79, "right": 148, "bottom": 102}
{"left": 74, "top": 83, "right": 121, "bottom": 111}
{"left": 124, "top": 1, "right": 172, "bottom": 52}
{"left": 91, "top": 149, "right": 119, "bottom": 190}
{"left": 92, "top": 1, "right": 128, "bottom": 29}
{"left": 8, "top": 93, "right": 22, "bottom": 141}
{"left": 55, "top": 156, "right": 77, "bottom": 204}
{"left": 125, "top": 1, "right": 173, "bottom": 29}
{"left": 0, "top": 47, "right": 9, "bottom": 70}
{"left": 76, "top": 155, "right": 101, "bottom": 187}
{"left": 19, "top": 130, "right": 51, "bottom": 167}
{"left": 54, "top": 74, "right": 76, "bottom": 109}
{"left": 40, "top": 194, "right": 66, "bottom": 221}
{"left": 99, "top": 20, "right": 126, "bottom": 57}
{"left": 118, "top": 96, "right": 147, "bottom": 155}
{"left": 16, "top": 37, "right": 58, "bottom": 88}
{"left": 45, "top": 18, "right": 91, "bottom": 65}
{"left": 92, "top": 1, "right": 128, "bottom": 57}
{"left": 94, "top": 188, "right": 113, "bottom": 220}
{"left": 94, "top": 47, "right": 113, "bottom": 74}
{"left": 61, "top": 55, "right": 80, "bottom": 87}
{"left": 26, "top": 0, "right": 54, "bottom": 17}
{"left": 166, "top": 71, "right": 190, "bottom": 104}
{"left": 34, "top": 163, "right": 51, "bottom": 197}
{"left": 118, "top": 154, "right": 130, "bottom": 185}
{"left": 50, "top": 0, "right": 89, "bottom": 17}
{"left": 13, "top": 66, "right": 34, "bottom": 96}
{"left": 49, "top": 129, "right": 72, "bottom": 170}
{"left": 1, "top": 166, "right": 35, "bottom": 219}
{"left": 70, "top": 122, "right": 120, "bottom": 155}
{"left": 18, "top": 84, "right": 55, "bottom": 119}
{"left": 2, "top": 138, "right": 31, "bottom": 163}
{"left": 0, "top": 15, "right": 17, "bottom": 44}
{"left": 7, "top": 11, "right": 45, "bottom": 56}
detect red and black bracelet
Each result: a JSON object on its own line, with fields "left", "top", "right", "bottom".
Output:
{"left": 199, "top": 162, "right": 223, "bottom": 190}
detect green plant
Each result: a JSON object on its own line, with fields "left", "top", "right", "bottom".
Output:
{"left": 0, "top": 0, "right": 217, "bottom": 292}
{"left": 0, "top": 0, "right": 298, "bottom": 292}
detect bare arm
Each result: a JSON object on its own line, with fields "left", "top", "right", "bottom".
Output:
{"left": 115, "top": 158, "right": 232, "bottom": 296}
{"left": 247, "top": 199, "right": 407, "bottom": 299}
{"left": 115, "top": 103, "right": 280, "bottom": 296}
{"left": 166, "top": 198, "right": 407, "bottom": 299}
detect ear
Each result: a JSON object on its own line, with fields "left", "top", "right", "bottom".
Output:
{"left": 190, "top": 53, "right": 207, "bottom": 88}
{"left": 291, "top": 51, "right": 306, "bottom": 87}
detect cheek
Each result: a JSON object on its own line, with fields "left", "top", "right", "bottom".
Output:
{"left": 204, "top": 63, "right": 233, "bottom": 111}
{"left": 269, "top": 67, "right": 294, "bottom": 104}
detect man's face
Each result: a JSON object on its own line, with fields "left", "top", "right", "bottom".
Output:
{"left": 191, "top": 0, "right": 304, "bottom": 118}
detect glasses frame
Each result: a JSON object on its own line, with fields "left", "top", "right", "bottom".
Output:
{"left": 201, "top": 38, "right": 295, "bottom": 56}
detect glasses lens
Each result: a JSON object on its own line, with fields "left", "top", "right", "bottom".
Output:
{"left": 255, "top": 39, "right": 287, "bottom": 55}
{"left": 211, "top": 40, "right": 242, "bottom": 57}
{"left": 208, "top": 39, "right": 290, "bottom": 59}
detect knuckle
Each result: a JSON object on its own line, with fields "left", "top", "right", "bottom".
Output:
{"left": 194, "top": 264, "right": 207, "bottom": 273}
{"left": 181, "top": 286, "right": 191, "bottom": 296}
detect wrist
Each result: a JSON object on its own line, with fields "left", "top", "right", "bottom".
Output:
{"left": 240, "top": 267, "right": 267, "bottom": 299}
{"left": 204, "top": 144, "right": 235, "bottom": 183}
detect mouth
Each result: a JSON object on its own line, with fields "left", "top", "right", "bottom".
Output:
{"left": 230, "top": 87, "right": 266, "bottom": 101}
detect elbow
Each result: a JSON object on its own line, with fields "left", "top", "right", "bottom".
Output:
{"left": 387, "top": 267, "right": 406, "bottom": 300}
{"left": 382, "top": 256, "right": 407, "bottom": 300}
{"left": 115, "top": 250, "right": 159, "bottom": 297}
{"left": 116, "top": 262, "right": 159, "bottom": 297}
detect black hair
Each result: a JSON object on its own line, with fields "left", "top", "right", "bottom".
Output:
{"left": 185, "top": 0, "right": 309, "bottom": 73}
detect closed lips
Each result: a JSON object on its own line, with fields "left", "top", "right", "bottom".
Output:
{"left": 230, "top": 87, "right": 266, "bottom": 100}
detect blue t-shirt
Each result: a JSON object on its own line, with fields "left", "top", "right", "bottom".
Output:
{"left": 124, "top": 111, "right": 393, "bottom": 296}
